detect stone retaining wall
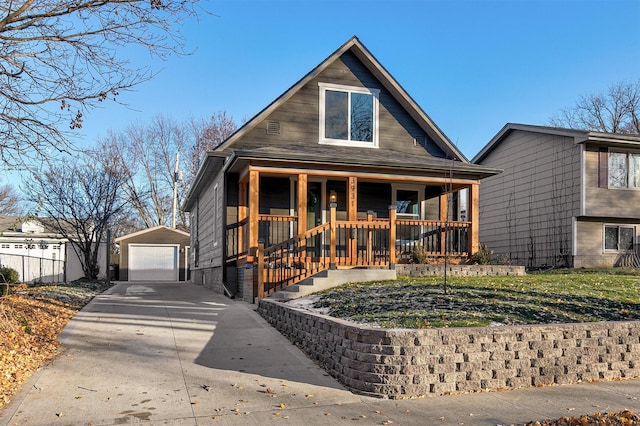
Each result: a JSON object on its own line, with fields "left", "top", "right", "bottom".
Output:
{"left": 258, "top": 299, "right": 640, "bottom": 399}
{"left": 396, "top": 264, "right": 525, "bottom": 277}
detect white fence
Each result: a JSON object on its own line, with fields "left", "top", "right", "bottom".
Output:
{"left": 0, "top": 253, "right": 65, "bottom": 283}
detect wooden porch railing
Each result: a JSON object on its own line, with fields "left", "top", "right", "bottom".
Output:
{"left": 395, "top": 219, "right": 470, "bottom": 261}
{"left": 225, "top": 218, "right": 248, "bottom": 262}
{"left": 257, "top": 222, "right": 330, "bottom": 299}
{"left": 257, "top": 214, "right": 298, "bottom": 247}
{"left": 254, "top": 209, "right": 471, "bottom": 300}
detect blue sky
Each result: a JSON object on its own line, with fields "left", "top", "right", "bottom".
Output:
{"left": 76, "top": 0, "right": 640, "bottom": 160}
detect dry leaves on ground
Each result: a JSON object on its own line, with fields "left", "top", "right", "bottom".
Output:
{"left": 527, "top": 409, "right": 639, "bottom": 425}
{"left": 0, "top": 282, "right": 107, "bottom": 407}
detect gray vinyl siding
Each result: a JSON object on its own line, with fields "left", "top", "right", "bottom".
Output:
{"left": 195, "top": 170, "right": 225, "bottom": 270}
{"left": 583, "top": 145, "right": 640, "bottom": 218}
{"left": 233, "top": 51, "right": 445, "bottom": 158}
{"left": 477, "top": 130, "right": 581, "bottom": 267}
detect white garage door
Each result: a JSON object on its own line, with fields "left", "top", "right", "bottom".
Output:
{"left": 128, "top": 244, "right": 179, "bottom": 281}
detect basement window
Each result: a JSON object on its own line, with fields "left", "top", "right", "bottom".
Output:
{"left": 604, "top": 225, "right": 635, "bottom": 252}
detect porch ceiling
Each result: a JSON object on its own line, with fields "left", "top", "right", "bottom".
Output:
{"left": 224, "top": 145, "right": 500, "bottom": 180}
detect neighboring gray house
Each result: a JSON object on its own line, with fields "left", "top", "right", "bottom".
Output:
{"left": 472, "top": 123, "right": 640, "bottom": 268}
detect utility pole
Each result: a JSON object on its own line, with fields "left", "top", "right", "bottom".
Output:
{"left": 172, "top": 152, "right": 182, "bottom": 229}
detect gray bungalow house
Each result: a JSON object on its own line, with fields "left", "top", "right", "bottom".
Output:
{"left": 184, "top": 37, "right": 499, "bottom": 302}
{"left": 472, "top": 123, "right": 640, "bottom": 268}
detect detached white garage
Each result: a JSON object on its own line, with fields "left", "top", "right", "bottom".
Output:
{"left": 115, "top": 226, "right": 190, "bottom": 282}
{"left": 128, "top": 244, "right": 179, "bottom": 281}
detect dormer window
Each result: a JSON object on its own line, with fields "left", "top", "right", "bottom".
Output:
{"left": 319, "top": 83, "right": 379, "bottom": 148}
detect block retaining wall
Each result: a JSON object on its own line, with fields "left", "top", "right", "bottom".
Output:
{"left": 258, "top": 299, "right": 640, "bottom": 399}
{"left": 395, "top": 264, "right": 525, "bottom": 277}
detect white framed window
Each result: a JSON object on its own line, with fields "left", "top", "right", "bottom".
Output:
{"left": 319, "top": 83, "right": 379, "bottom": 148}
{"left": 604, "top": 224, "right": 636, "bottom": 252}
{"left": 1, "top": 244, "right": 9, "bottom": 249}
{"left": 608, "top": 151, "right": 640, "bottom": 188}
{"left": 392, "top": 184, "right": 426, "bottom": 220}
{"left": 14, "top": 244, "right": 22, "bottom": 249}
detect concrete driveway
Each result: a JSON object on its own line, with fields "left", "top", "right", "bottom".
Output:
{"left": 2, "top": 281, "right": 640, "bottom": 425}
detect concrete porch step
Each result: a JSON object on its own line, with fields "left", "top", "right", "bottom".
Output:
{"left": 268, "top": 268, "right": 396, "bottom": 301}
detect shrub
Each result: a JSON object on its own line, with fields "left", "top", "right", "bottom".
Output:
{"left": 410, "top": 245, "right": 430, "bottom": 264}
{"left": 0, "top": 266, "right": 20, "bottom": 284}
{"left": 469, "top": 244, "right": 493, "bottom": 265}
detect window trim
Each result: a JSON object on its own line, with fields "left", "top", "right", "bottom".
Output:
{"left": 318, "top": 82, "right": 380, "bottom": 148}
{"left": 603, "top": 224, "right": 636, "bottom": 253}
{"left": 392, "top": 184, "right": 425, "bottom": 220}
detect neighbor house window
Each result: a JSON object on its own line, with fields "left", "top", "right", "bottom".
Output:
{"left": 604, "top": 225, "right": 635, "bottom": 252}
{"left": 608, "top": 151, "right": 640, "bottom": 188}
{"left": 319, "top": 83, "right": 379, "bottom": 147}
{"left": 1, "top": 244, "right": 9, "bottom": 249}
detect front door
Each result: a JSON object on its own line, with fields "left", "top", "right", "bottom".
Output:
{"left": 307, "top": 182, "right": 323, "bottom": 258}
{"left": 307, "top": 182, "right": 322, "bottom": 230}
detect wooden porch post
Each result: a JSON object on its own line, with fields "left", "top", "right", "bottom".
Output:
{"left": 366, "top": 211, "right": 373, "bottom": 263}
{"left": 469, "top": 183, "right": 480, "bottom": 255}
{"left": 238, "top": 180, "right": 247, "bottom": 258}
{"left": 297, "top": 174, "right": 308, "bottom": 264}
{"left": 330, "top": 202, "right": 337, "bottom": 269}
{"left": 389, "top": 205, "right": 396, "bottom": 267}
{"left": 248, "top": 170, "right": 259, "bottom": 262}
{"left": 297, "top": 174, "right": 307, "bottom": 234}
{"left": 439, "top": 192, "right": 448, "bottom": 256}
{"left": 348, "top": 177, "right": 357, "bottom": 259}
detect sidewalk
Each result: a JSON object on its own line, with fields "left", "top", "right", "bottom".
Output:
{"left": 1, "top": 281, "right": 639, "bottom": 425}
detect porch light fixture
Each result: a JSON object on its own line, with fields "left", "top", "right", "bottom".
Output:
{"left": 329, "top": 190, "right": 337, "bottom": 205}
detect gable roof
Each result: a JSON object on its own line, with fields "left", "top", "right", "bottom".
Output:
{"left": 0, "top": 215, "right": 71, "bottom": 237}
{"left": 114, "top": 225, "right": 190, "bottom": 243}
{"left": 472, "top": 123, "right": 640, "bottom": 164}
{"left": 184, "top": 37, "right": 503, "bottom": 211}
{"left": 216, "top": 36, "right": 466, "bottom": 162}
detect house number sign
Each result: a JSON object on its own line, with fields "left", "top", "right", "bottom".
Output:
{"left": 349, "top": 177, "right": 356, "bottom": 209}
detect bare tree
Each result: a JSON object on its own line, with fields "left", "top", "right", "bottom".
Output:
{"left": 0, "top": 183, "right": 21, "bottom": 215}
{"left": 0, "top": 0, "right": 203, "bottom": 167}
{"left": 99, "top": 112, "right": 237, "bottom": 230}
{"left": 187, "top": 111, "right": 238, "bottom": 176}
{"left": 98, "top": 115, "right": 190, "bottom": 228}
{"left": 549, "top": 80, "right": 640, "bottom": 135}
{"left": 24, "top": 155, "right": 128, "bottom": 279}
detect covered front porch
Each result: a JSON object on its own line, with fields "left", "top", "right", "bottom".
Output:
{"left": 225, "top": 163, "right": 480, "bottom": 301}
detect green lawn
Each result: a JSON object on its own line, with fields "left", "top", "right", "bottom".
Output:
{"left": 312, "top": 268, "right": 640, "bottom": 328}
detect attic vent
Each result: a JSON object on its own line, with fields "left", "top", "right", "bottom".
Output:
{"left": 267, "top": 120, "right": 281, "bottom": 135}
{"left": 414, "top": 136, "right": 428, "bottom": 148}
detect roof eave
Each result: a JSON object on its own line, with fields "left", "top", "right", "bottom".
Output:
{"left": 229, "top": 151, "right": 501, "bottom": 179}
{"left": 183, "top": 152, "right": 230, "bottom": 211}
{"left": 472, "top": 123, "right": 593, "bottom": 163}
